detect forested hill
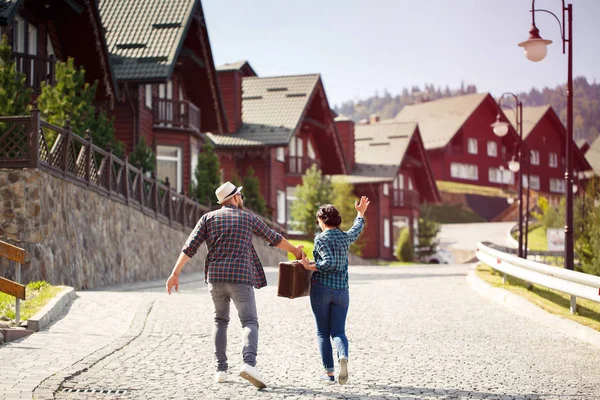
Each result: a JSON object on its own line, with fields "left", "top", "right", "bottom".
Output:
{"left": 333, "top": 76, "right": 599, "bottom": 144}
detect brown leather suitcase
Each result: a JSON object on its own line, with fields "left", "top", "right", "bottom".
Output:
{"left": 277, "top": 261, "right": 313, "bottom": 299}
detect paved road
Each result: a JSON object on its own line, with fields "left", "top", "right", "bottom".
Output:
{"left": 2, "top": 264, "right": 600, "bottom": 400}
{"left": 439, "top": 222, "right": 515, "bottom": 252}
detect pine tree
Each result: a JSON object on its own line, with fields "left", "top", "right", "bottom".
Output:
{"left": 242, "top": 167, "right": 267, "bottom": 215}
{"left": 192, "top": 141, "right": 221, "bottom": 206}
{"left": 0, "top": 35, "right": 31, "bottom": 120}
{"left": 128, "top": 137, "right": 155, "bottom": 174}
{"left": 37, "top": 58, "right": 122, "bottom": 154}
{"left": 290, "top": 165, "right": 332, "bottom": 237}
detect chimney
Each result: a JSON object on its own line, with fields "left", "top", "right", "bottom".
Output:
{"left": 217, "top": 70, "right": 243, "bottom": 133}
{"left": 369, "top": 114, "right": 380, "bottom": 124}
{"left": 335, "top": 116, "right": 355, "bottom": 172}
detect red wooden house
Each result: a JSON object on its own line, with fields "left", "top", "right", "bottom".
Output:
{"left": 332, "top": 119, "right": 441, "bottom": 259}
{"left": 395, "top": 93, "right": 520, "bottom": 190}
{"left": 0, "top": 0, "right": 116, "bottom": 104}
{"left": 585, "top": 135, "right": 600, "bottom": 177}
{"left": 99, "top": 0, "right": 227, "bottom": 193}
{"left": 210, "top": 61, "right": 347, "bottom": 227}
{"left": 506, "top": 105, "right": 592, "bottom": 202}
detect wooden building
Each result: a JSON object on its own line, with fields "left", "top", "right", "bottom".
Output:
{"left": 0, "top": 0, "right": 116, "bottom": 104}
{"left": 99, "top": 0, "right": 227, "bottom": 193}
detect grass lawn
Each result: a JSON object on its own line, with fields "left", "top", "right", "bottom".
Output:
{"left": 476, "top": 264, "right": 600, "bottom": 332}
{"left": 376, "top": 260, "right": 414, "bottom": 266}
{"left": 0, "top": 281, "right": 64, "bottom": 322}
{"left": 437, "top": 180, "right": 509, "bottom": 198}
{"left": 525, "top": 225, "right": 548, "bottom": 251}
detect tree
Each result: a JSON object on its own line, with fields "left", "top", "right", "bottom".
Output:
{"left": 0, "top": 35, "right": 31, "bottom": 120}
{"left": 242, "top": 167, "right": 267, "bottom": 216}
{"left": 37, "top": 58, "right": 122, "bottom": 154}
{"left": 290, "top": 165, "right": 331, "bottom": 237}
{"left": 331, "top": 179, "right": 363, "bottom": 255}
{"left": 128, "top": 137, "right": 155, "bottom": 174}
{"left": 192, "top": 141, "right": 221, "bottom": 206}
{"left": 414, "top": 205, "right": 440, "bottom": 259}
{"left": 395, "top": 228, "right": 414, "bottom": 262}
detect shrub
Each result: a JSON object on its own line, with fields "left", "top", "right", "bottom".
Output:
{"left": 395, "top": 228, "right": 414, "bottom": 262}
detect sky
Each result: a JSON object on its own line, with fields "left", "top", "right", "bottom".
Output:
{"left": 202, "top": 0, "right": 600, "bottom": 108}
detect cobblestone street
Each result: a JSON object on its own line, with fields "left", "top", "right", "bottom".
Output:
{"left": 2, "top": 264, "right": 600, "bottom": 400}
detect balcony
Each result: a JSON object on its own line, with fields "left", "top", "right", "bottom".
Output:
{"left": 286, "top": 156, "right": 319, "bottom": 175}
{"left": 392, "top": 189, "right": 420, "bottom": 209}
{"left": 152, "top": 98, "right": 201, "bottom": 133}
{"left": 14, "top": 52, "right": 56, "bottom": 92}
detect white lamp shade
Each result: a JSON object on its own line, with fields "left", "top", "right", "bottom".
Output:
{"left": 572, "top": 184, "right": 578, "bottom": 193}
{"left": 491, "top": 120, "right": 509, "bottom": 137}
{"left": 508, "top": 159, "right": 520, "bottom": 172}
{"left": 507, "top": 197, "right": 515, "bottom": 205}
{"left": 518, "top": 38, "right": 552, "bottom": 62}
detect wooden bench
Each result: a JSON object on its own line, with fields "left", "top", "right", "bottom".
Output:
{"left": 0, "top": 240, "right": 26, "bottom": 326}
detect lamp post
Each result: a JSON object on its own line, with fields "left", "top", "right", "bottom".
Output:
{"left": 491, "top": 93, "right": 524, "bottom": 258}
{"left": 518, "top": 0, "right": 575, "bottom": 271}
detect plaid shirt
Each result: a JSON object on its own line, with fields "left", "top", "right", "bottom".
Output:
{"left": 312, "top": 217, "right": 365, "bottom": 290}
{"left": 182, "top": 205, "right": 283, "bottom": 288}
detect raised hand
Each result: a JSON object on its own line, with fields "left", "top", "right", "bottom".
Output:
{"left": 355, "top": 196, "right": 370, "bottom": 215}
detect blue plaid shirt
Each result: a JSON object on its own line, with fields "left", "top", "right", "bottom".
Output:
{"left": 312, "top": 217, "right": 365, "bottom": 290}
{"left": 182, "top": 205, "right": 283, "bottom": 288}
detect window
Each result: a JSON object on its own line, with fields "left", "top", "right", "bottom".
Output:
{"left": 156, "top": 145, "right": 182, "bottom": 192}
{"left": 523, "top": 175, "right": 540, "bottom": 190}
{"left": 450, "top": 163, "right": 478, "bottom": 181}
{"left": 549, "top": 152, "right": 558, "bottom": 168}
{"left": 487, "top": 141, "right": 497, "bottom": 157}
{"left": 307, "top": 140, "right": 315, "bottom": 160}
{"left": 277, "top": 190, "right": 286, "bottom": 225}
{"left": 502, "top": 169, "right": 515, "bottom": 184}
{"left": 530, "top": 150, "right": 540, "bottom": 165}
{"left": 467, "top": 138, "right": 478, "bottom": 154}
{"left": 408, "top": 178, "right": 413, "bottom": 190}
{"left": 276, "top": 147, "right": 285, "bottom": 162}
{"left": 190, "top": 143, "right": 199, "bottom": 185}
{"left": 550, "top": 178, "right": 565, "bottom": 193}
{"left": 46, "top": 34, "right": 54, "bottom": 56}
{"left": 286, "top": 186, "right": 303, "bottom": 234}
{"left": 14, "top": 16, "right": 26, "bottom": 53}
{"left": 383, "top": 218, "right": 390, "bottom": 248}
{"left": 383, "top": 183, "right": 389, "bottom": 196}
{"left": 145, "top": 85, "right": 153, "bottom": 109}
{"left": 488, "top": 167, "right": 514, "bottom": 184}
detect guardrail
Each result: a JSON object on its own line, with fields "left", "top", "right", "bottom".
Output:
{"left": 476, "top": 241, "right": 600, "bottom": 314}
{"left": 0, "top": 240, "right": 26, "bottom": 326}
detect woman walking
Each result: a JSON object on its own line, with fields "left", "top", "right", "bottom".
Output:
{"left": 300, "top": 196, "right": 370, "bottom": 384}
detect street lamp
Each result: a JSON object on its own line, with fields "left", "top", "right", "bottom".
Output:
{"left": 519, "top": 0, "right": 575, "bottom": 271}
{"left": 491, "top": 93, "right": 525, "bottom": 258}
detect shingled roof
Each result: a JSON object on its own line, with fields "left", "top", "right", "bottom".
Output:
{"left": 99, "top": 0, "right": 196, "bottom": 81}
{"left": 586, "top": 135, "right": 600, "bottom": 176}
{"left": 395, "top": 93, "right": 489, "bottom": 150}
{"left": 506, "top": 105, "right": 552, "bottom": 139}
{"left": 208, "top": 74, "right": 320, "bottom": 147}
{"left": 0, "top": 0, "right": 21, "bottom": 25}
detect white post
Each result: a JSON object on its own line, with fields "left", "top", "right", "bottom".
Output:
{"left": 570, "top": 295, "right": 577, "bottom": 314}
{"left": 15, "top": 260, "right": 21, "bottom": 327}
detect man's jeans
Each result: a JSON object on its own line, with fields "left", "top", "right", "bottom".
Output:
{"left": 208, "top": 282, "right": 259, "bottom": 372}
{"left": 310, "top": 280, "right": 350, "bottom": 372}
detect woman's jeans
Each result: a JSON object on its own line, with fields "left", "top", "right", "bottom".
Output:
{"left": 310, "top": 280, "right": 350, "bottom": 372}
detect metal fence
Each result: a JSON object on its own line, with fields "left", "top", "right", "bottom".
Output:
{"left": 476, "top": 241, "right": 600, "bottom": 314}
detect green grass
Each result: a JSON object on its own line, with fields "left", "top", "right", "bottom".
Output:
{"left": 512, "top": 224, "right": 548, "bottom": 251}
{"left": 422, "top": 203, "right": 485, "bottom": 224}
{"left": 288, "top": 239, "right": 315, "bottom": 260}
{"left": 376, "top": 260, "right": 415, "bottom": 266}
{"left": 437, "top": 180, "right": 509, "bottom": 198}
{"left": 476, "top": 264, "right": 600, "bottom": 332}
{"left": 0, "top": 281, "right": 64, "bottom": 322}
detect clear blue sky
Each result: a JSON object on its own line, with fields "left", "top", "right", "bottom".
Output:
{"left": 203, "top": 0, "right": 600, "bottom": 107}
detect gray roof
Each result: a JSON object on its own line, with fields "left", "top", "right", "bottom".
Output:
{"left": 0, "top": 0, "right": 22, "bottom": 25}
{"left": 330, "top": 122, "right": 417, "bottom": 184}
{"left": 395, "top": 93, "right": 489, "bottom": 150}
{"left": 586, "top": 135, "right": 600, "bottom": 176}
{"left": 216, "top": 60, "right": 250, "bottom": 72}
{"left": 99, "top": 0, "right": 196, "bottom": 80}
{"left": 506, "top": 105, "right": 552, "bottom": 139}
{"left": 209, "top": 74, "right": 320, "bottom": 147}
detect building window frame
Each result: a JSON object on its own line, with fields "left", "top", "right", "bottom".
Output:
{"left": 383, "top": 183, "right": 389, "bottom": 196}
{"left": 276, "top": 147, "right": 285, "bottom": 163}
{"left": 450, "top": 162, "right": 478, "bottom": 181}
{"left": 156, "top": 145, "right": 183, "bottom": 192}
{"left": 549, "top": 152, "right": 558, "bottom": 168}
{"left": 487, "top": 141, "right": 497, "bottom": 157}
{"left": 383, "top": 218, "right": 390, "bottom": 248}
{"left": 467, "top": 138, "right": 478, "bottom": 155}
{"left": 530, "top": 150, "right": 540, "bottom": 166}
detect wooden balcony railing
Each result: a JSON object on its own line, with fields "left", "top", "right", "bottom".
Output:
{"left": 392, "top": 189, "right": 420, "bottom": 209}
{"left": 286, "top": 156, "right": 319, "bottom": 175}
{"left": 152, "top": 98, "right": 201, "bottom": 133}
{"left": 13, "top": 52, "right": 56, "bottom": 92}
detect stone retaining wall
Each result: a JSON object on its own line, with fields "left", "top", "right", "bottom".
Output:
{"left": 0, "top": 168, "right": 285, "bottom": 289}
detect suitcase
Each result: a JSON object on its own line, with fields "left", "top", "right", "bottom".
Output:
{"left": 277, "top": 261, "right": 313, "bottom": 299}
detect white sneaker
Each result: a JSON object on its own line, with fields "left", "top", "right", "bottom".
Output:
{"left": 215, "top": 371, "right": 227, "bottom": 383}
{"left": 239, "top": 364, "right": 267, "bottom": 389}
{"left": 338, "top": 357, "right": 348, "bottom": 385}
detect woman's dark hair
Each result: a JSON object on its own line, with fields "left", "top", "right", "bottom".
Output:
{"left": 316, "top": 204, "right": 342, "bottom": 227}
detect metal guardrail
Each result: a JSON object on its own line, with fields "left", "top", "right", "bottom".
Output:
{"left": 476, "top": 241, "right": 600, "bottom": 314}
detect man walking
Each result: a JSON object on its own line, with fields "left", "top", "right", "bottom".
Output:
{"left": 166, "top": 181, "right": 303, "bottom": 389}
